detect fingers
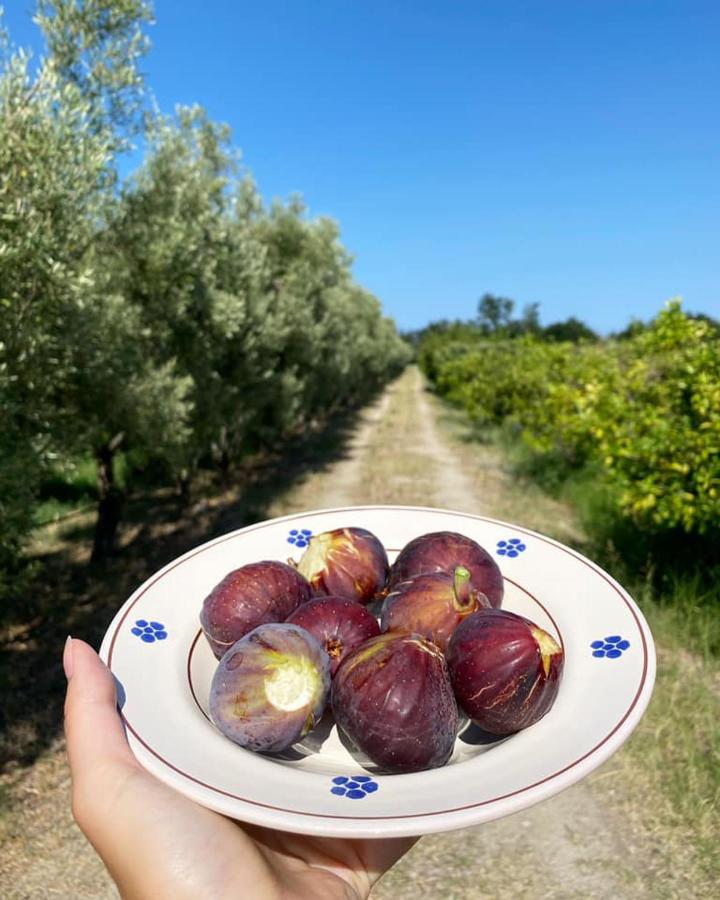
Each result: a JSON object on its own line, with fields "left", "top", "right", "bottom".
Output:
{"left": 361, "top": 835, "right": 420, "bottom": 885}
{"left": 243, "top": 825, "right": 421, "bottom": 898}
{"left": 63, "top": 637, "right": 139, "bottom": 783}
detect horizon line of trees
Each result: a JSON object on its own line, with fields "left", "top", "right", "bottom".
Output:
{"left": 404, "top": 292, "right": 719, "bottom": 348}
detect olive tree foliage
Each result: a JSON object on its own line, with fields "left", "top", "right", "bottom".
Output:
{"left": 0, "top": 1, "right": 181, "bottom": 584}
{"left": 242, "top": 201, "right": 354, "bottom": 442}
{"left": 1, "top": 1, "right": 409, "bottom": 592}
{"left": 35, "top": 0, "right": 153, "bottom": 142}
{"left": 60, "top": 280, "right": 193, "bottom": 560}
{"left": 108, "top": 111, "right": 410, "bottom": 469}
{"left": 224, "top": 197, "right": 411, "bottom": 450}
{"left": 0, "top": 18, "right": 113, "bottom": 590}
{"left": 104, "top": 106, "right": 256, "bottom": 472}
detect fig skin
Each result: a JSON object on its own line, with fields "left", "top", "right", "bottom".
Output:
{"left": 447, "top": 609, "right": 564, "bottom": 735}
{"left": 381, "top": 566, "right": 491, "bottom": 652}
{"left": 200, "top": 561, "right": 313, "bottom": 660}
{"left": 295, "top": 527, "right": 389, "bottom": 604}
{"left": 285, "top": 595, "right": 381, "bottom": 676}
{"left": 209, "top": 623, "right": 331, "bottom": 753}
{"left": 331, "top": 632, "right": 459, "bottom": 773}
{"left": 387, "top": 530, "right": 504, "bottom": 608}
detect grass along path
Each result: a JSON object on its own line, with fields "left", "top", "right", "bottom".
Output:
{"left": 1, "top": 366, "right": 714, "bottom": 898}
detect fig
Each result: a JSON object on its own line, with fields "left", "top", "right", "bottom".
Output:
{"left": 209, "top": 623, "right": 331, "bottom": 753}
{"left": 331, "top": 632, "right": 459, "bottom": 773}
{"left": 388, "top": 531, "right": 504, "bottom": 608}
{"left": 285, "top": 595, "right": 381, "bottom": 676}
{"left": 380, "top": 566, "right": 491, "bottom": 652}
{"left": 295, "top": 527, "right": 389, "bottom": 604}
{"left": 447, "top": 609, "right": 564, "bottom": 735}
{"left": 200, "top": 561, "right": 313, "bottom": 659}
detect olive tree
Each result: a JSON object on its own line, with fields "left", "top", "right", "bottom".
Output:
{"left": 0, "top": 33, "right": 112, "bottom": 586}
{"left": 1, "top": 1, "right": 410, "bottom": 585}
{"left": 105, "top": 106, "right": 250, "bottom": 477}
{"left": 0, "top": 1, "right": 154, "bottom": 579}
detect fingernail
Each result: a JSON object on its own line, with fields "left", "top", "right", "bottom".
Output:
{"left": 63, "top": 635, "right": 74, "bottom": 681}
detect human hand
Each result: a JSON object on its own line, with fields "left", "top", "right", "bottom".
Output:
{"left": 63, "top": 638, "right": 418, "bottom": 899}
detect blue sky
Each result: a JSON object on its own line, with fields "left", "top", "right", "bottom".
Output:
{"left": 4, "top": 1, "right": 719, "bottom": 333}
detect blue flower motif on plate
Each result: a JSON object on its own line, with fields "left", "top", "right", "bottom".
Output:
{"left": 496, "top": 538, "right": 527, "bottom": 558}
{"left": 591, "top": 635, "right": 630, "bottom": 658}
{"left": 287, "top": 528, "right": 313, "bottom": 549}
{"left": 330, "top": 775, "right": 379, "bottom": 799}
{"left": 130, "top": 619, "right": 168, "bottom": 643}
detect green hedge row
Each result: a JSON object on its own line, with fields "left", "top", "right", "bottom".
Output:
{"left": 419, "top": 302, "right": 720, "bottom": 537}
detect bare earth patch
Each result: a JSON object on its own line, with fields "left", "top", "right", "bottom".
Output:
{"left": 0, "top": 367, "right": 709, "bottom": 898}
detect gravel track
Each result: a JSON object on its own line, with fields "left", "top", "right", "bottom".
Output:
{"left": 1, "top": 367, "right": 657, "bottom": 899}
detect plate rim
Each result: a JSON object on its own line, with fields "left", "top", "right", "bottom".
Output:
{"left": 100, "top": 504, "right": 657, "bottom": 837}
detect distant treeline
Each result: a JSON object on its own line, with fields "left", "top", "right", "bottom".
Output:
{"left": 404, "top": 292, "right": 719, "bottom": 349}
{"left": 0, "top": 3, "right": 410, "bottom": 603}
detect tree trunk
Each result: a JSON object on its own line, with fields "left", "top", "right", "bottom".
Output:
{"left": 216, "top": 425, "right": 231, "bottom": 482}
{"left": 176, "top": 467, "right": 192, "bottom": 504}
{"left": 91, "top": 435, "right": 124, "bottom": 563}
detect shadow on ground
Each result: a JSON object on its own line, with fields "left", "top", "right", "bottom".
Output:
{"left": 0, "top": 403, "right": 367, "bottom": 776}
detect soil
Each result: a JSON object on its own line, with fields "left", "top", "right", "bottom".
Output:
{"left": 0, "top": 368, "right": 664, "bottom": 898}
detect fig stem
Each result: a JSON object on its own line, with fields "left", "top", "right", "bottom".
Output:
{"left": 452, "top": 566, "right": 473, "bottom": 610}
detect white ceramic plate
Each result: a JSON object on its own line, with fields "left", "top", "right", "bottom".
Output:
{"left": 99, "top": 505, "right": 655, "bottom": 838}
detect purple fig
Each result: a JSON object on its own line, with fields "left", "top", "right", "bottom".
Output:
{"left": 295, "top": 527, "right": 389, "bottom": 604}
{"left": 381, "top": 566, "right": 491, "bottom": 652}
{"left": 200, "top": 561, "right": 313, "bottom": 659}
{"left": 285, "top": 595, "right": 381, "bottom": 676}
{"left": 209, "top": 623, "right": 331, "bottom": 753}
{"left": 447, "top": 609, "right": 564, "bottom": 735}
{"left": 331, "top": 632, "right": 459, "bottom": 773}
{"left": 388, "top": 531, "right": 504, "bottom": 608}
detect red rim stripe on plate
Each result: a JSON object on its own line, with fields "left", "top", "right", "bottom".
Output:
{"left": 108, "top": 507, "right": 649, "bottom": 822}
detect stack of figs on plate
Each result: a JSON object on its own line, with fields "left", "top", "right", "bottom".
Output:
{"left": 202, "top": 527, "right": 564, "bottom": 774}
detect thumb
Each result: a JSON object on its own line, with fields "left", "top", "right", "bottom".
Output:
{"left": 63, "top": 637, "right": 139, "bottom": 783}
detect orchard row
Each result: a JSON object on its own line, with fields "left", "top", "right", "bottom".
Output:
{"left": 0, "top": 6, "right": 410, "bottom": 600}
{"left": 419, "top": 301, "right": 720, "bottom": 538}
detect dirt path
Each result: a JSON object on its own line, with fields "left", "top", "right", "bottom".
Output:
{"left": 2, "top": 367, "right": 655, "bottom": 899}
